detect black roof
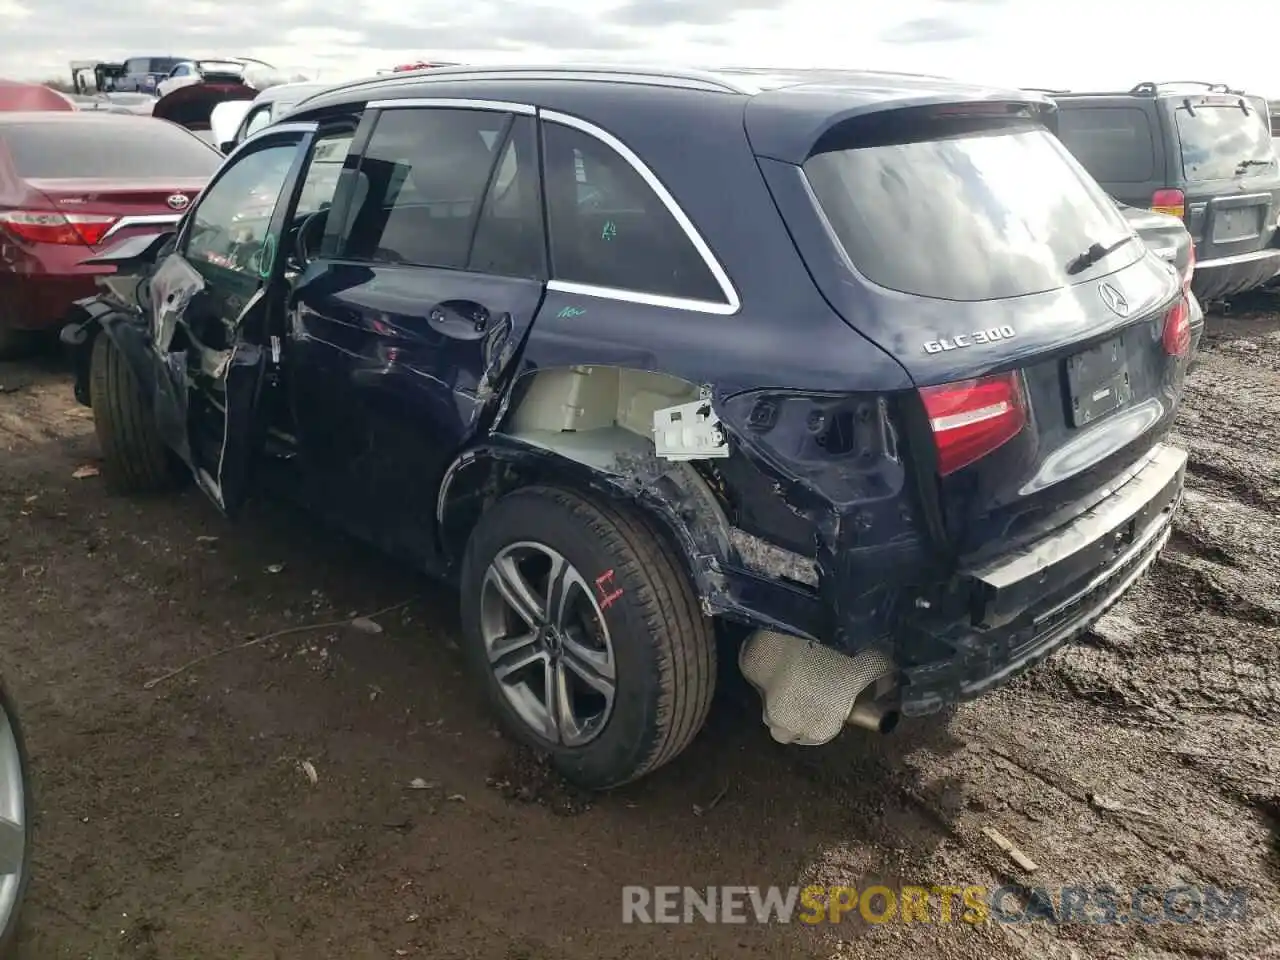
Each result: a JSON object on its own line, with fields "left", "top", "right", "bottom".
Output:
{"left": 289, "top": 64, "right": 1054, "bottom": 164}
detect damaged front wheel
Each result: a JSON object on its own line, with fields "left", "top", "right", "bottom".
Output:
{"left": 460, "top": 486, "right": 717, "bottom": 789}
{"left": 89, "top": 334, "right": 184, "bottom": 495}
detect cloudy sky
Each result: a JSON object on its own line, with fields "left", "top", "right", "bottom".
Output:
{"left": 2, "top": 0, "right": 1277, "bottom": 96}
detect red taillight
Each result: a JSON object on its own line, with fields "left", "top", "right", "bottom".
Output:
{"left": 1162, "top": 298, "right": 1191, "bottom": 357}
{"left": 920, "top": 372, "right": 1027, "bottom": 476}
{"left": 0, "top": 210, "right": 116, "bottom": 246}
{"left": 1151, "top": 188, "right": 1185, "bottom": 219}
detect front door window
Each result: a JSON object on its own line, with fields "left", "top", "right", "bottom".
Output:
{"left": 185, "top": 141, "right": 298, "bottom": 284}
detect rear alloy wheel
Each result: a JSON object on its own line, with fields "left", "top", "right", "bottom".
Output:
{"left": 460, "top": 486, "right": 716, "bottom": 789}
{"left": 89, "top": 333, "right": 182, "bottom": 494}
{"left": 0, "top": 681, "right": 30, "bottom": 956}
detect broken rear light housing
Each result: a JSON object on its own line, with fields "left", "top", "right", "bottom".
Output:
{"left": 919, "top": 371, "right": 1027, "bottom": 476}
{"left": 1162, "top": 297, "right": 1192, "bottom": 357}
{"left": 0, "top": 210, "right": 116, "bottom": 246}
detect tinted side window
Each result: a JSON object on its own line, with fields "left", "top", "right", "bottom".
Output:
{"left": 295, "top": 131, "right": 354, "bottom": 218}
{"left": 124, "top": 59, "right": 147, "bottom": 75}
{"left": 341, "top": 107, "right": 507, "bottom": 268}
{"left": 541, "top": 122, "right": 724, "bottom": 304}
{"left": 1055, "top": 107, "right": 1155, "bottom": 183}
{"left": 186, "top": 142, "right": 297, "bottom": 277}
{"left": 467, "top": 117, "right": 544, "bottom": 279}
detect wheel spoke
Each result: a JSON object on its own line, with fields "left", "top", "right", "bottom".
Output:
{"left": 550, "top": 660, "right": 581, "bottom": 745}
{"left": 489, "top": 553, "right": 546, "bottom": 630}
{"left": 0, "top": 817, "right": 22, "bottom": 877}
{"left": 543, "top": 552, "right": 574, "bottom": 628}
{"left": 492, "top": 641, "right": 547, "bottom": 683}
{"left": 561, "top": 629, "right": 616, "bottom": 696}
{"left": 486, "top": 628, "right": 539, "bottom": 666}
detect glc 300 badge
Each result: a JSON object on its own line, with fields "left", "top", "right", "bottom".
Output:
{"left": 923, "top": 325, "right": 1016, "bottom": 354}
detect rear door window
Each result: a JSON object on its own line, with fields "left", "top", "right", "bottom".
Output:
{"left": 541, "top": 121, "right": 725, "bottom": 304}
{"left": 466, "top": 119, "right": 545, "bottom": 278}
{"left": 803, "top": 120, "right": 1141, "bottom": 302}
{"left": 1054, "top": 107, "right": 1155, "bottom": 183}
{"left": 295, "top": 131, "right": 354, "bottom": 218}
{"left": 340, "top": 107, "right": 507, "bottom": 268}
{"left": 1173, "top": 102, "right": 1276, "bottom": 181}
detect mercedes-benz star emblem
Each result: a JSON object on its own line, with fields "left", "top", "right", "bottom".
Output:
{"left": 167, "top": 193, "right": 190, "bottom": 211}
{"left": 1098, "top": 281, "right": 1130, "bottom": 317}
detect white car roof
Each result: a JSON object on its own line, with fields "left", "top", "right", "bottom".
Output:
{"left": 251, "top": 81, "right": 333, "bottom": 107}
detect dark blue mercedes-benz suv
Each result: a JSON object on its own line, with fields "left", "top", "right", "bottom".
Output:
{"left": 62, "top": 65, "right": 1199, "bottom": 788}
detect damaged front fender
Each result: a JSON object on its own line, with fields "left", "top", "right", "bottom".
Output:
{"left": 61, "top": 299, "right": 159, "bottom": 410}
{"left": 61, "top": 229, "right": 179, "bottom": 405}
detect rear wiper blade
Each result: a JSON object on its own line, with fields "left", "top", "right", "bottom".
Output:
{"left": 1065, "top": 235, "right": 1136, "bottom": 275}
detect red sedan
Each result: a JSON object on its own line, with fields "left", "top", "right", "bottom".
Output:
{"left": 0, "top": 112, "right": 221, "bottom": 357}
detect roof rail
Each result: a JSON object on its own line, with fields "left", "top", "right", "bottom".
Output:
{"left": 1023, "top": 87, "right": 1070, "bottom": 94}
{"left": 1130, "top": 80, "right": 1242, "bottom": 95}
{"left": 295, "top": 63, "right": 752, "bottom": 104}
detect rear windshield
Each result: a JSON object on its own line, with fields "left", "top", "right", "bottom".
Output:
{"left": 3, "top": 120, "right": 221, "bottom": 179}
{"left": 1055, "top": 106, "right": 1155, "bottom": 183}
{"left": 1173, "top": 102, "right": 1275, "bottom": 181}
{"left": 803, "top": 121, "right": 1140, "bottom": 302}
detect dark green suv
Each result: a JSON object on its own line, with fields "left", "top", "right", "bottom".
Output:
{"left": 1052, "top": 81, "right": 1280, "bottom": 301}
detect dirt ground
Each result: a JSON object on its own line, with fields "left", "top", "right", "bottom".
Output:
{"left": 1, "top": 300, "right": 1278, "bottom": 960}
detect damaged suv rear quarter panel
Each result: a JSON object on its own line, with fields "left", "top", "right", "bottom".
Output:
{"left": 429, "top": 82, "right": 928, "bottom": 651}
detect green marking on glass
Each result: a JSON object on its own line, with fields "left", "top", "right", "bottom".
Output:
{"left": 601, "top": 220, "right": 616, "bottom": 241}
{"left": 258, "top": 233, "right": 277, "bottom": 279}
{"left": 557, "top": 306, "right": 586, "bottom": 319}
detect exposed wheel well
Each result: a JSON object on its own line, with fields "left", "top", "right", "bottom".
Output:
{"left": 437, "top": 366, "right": 734, "bottom": 598}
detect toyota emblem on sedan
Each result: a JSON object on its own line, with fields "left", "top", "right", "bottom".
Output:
{"left": 1098, "top": 282, "right": 1130, "bottom": 317}
{"left": 167, "top": 194, "right": 190, "bottom": 211}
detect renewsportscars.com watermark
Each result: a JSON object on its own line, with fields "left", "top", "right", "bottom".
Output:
{"left": 622, "top": 884, "right": 1250, "bottom": 926}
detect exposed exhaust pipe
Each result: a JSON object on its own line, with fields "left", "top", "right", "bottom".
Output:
{"left": 847, "top": 698, "right": 900, "bottom": 734}
{"left": 739, "top": 629, "right": 899, "bottom": 745}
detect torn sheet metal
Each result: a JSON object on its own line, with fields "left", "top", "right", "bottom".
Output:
{"left": 147, "top": 254, "right": 207, "bottom": 353}
{"left": 193, "top": 341, "right": 268, "bottom": 513}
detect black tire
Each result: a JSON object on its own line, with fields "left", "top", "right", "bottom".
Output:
{"left": 0, "top": 679, "right": 31, "bottom": 958}
{"left": 89, "top": 332, "right": 178, "bottom": 494}
{"left": 460, "top": 485, "right": 716, "bottom": 789}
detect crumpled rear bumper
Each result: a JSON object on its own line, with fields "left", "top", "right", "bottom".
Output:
{"left": 899, "top": 443, "right": 1187, "bottom": 716}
